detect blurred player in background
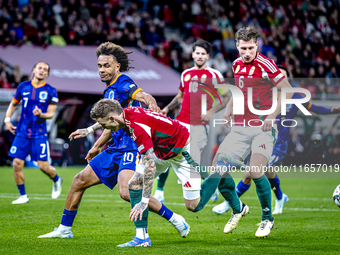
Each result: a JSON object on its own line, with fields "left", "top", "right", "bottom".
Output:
{"left": 213, "top": 65, "right": 340, "bottom": 215}
{"left": 213, "top": 27, "right": 293, "bottom": 238}
{"left": 90, "top": 99, "right": 246, "bottom": 247}
{"left": 4, "top": 61, "right": 62, "bottom": 204}
{"left": 38, "top": 42, "right": 189, "bottom": 239}
{"left": 157, "top": 39, "right": 231, "bottom": 203}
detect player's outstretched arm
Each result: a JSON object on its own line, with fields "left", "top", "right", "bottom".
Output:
{"left": 223, "top": 97, "right": 234, "bottom": 127}
{"left": 308, "top": 104, "right": 340, "bottom": 114}
{"left": 130, "top": 148, "right": 156, "bottom": 222}
{"left": 4, "top": 99, "right": 19, "bottom": 135}
{"left": 201, "top": 91, "right": 232, "bottom": 122}
{"left": 33, "top": 104, "right": 57, "bottom": 119}
{"left": 161, "top": 90, "right": 183, "bottom": 116}
{"left": 84, "top": 129, "right": 112, "bottom": 162}
{"left": 134, "top": 91, "right": 160, "bottom": 113}
{"left": 69, "top": 122, "right": 103, "bottom": 141}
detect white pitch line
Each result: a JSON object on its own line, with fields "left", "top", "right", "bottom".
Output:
{"left": 0, "top": 193, "right": 338, "bottom": 212}
{"left": 0, "top": 193, "right": 333, "bottom": 201}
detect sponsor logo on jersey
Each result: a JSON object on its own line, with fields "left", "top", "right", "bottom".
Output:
{"left": 240, "top": 67, "right": 247, "bottom": 73}
{"left": 23, "top": 92, "right": 30, "bottom": 95}
{"left": 109, "top": 91, "right": 115, "bottom": 100}
{"left": 184, "top": 74, "right": 191, "bottom": 82}
{"left": 249, "top": 66, "right": 255, "bottom": 75}
{"left": 201, "top": 74, "right": 207, "bottom": 83}
{"left": 39, "top": 91, "right": 48, "bottom": 100}
{"left": 235, "top": 65, "right": 240, "bottom": 73}
{"left": 183, "top": 181, "right": 192, "bottom": 188}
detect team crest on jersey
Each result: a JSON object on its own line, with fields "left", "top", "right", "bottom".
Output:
{"left": 184, "top": 74, "right": 191, "bottom": 82}
{"left": 201, "top": 74, "right": 207, "bottom": 83}
{"left": 39, "top": 91, "right": 48, "bottom": 101}
{"left": 109, "top": 91, "right": 115, "bottom": 100}
{"left": 249, "top": 66, "right": 255, "bottom": 75}
{"left": 235, "top": 65, "right": 240, "bottom": 73}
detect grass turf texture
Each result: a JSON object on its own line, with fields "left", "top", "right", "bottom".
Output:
{"left": 0, "top": 166, "right": 339, "bottom": 254}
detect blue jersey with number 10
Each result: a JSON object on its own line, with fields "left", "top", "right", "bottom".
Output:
{"left": 13, "top": 80, "right": 58, "bottom": 139}
{"left": 103, "top": 74, "right": 142, "bottom": 151}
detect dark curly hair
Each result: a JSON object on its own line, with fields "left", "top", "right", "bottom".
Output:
{"left": 96, "top": 42, "right": 133, "bottom": 72}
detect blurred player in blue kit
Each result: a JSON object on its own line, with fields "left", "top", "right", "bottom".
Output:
{"left": 38, "top": 42, "right": 189, "bottom": 240}
{"left": 213, "top": 65, "right": 340, "bottom": 215}
{"left": 5, "top": 61, "right": 62, "bottom": 204}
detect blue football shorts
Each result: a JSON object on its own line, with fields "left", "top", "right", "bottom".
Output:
{"left": 9, "top": 135, "right": 49, "bottom": 161}
{"left": 89, "top": 148, "right": 140, "bottom": 189}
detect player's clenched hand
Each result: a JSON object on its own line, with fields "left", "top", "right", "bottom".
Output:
{"left": 32, "top": 106, "right": 42, "bottom": 117}
{"left": 331, "top": 106, "right": 340, "bottom": 113}
{"left": 130, "top": 201, "right": 148, "bottom": 222}
{"left": 223, "top": 107, "right": 233, "bottom": 127}
{"left": 5, "top": 121, "right": 16, "bottom": 135}
{"left": 69, "top": 129, "right": 89, "bottom": 141}
{"left": 85, "top": 147, "right": 101, "bottom": 163}
{"left": 160, "top": 107, "right": 169, "bottom": 116}
{"left": 262, "top": 116, "right": 276, "bottom": 132}
{"left": 148, "top": 103, "right": 160, "bottom": 113}
{"left": 201, "top": 109, "right": 214, "bottom": 122}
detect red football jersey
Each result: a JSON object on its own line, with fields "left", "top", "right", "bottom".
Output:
{"left": 176, "top": 67, "right": 225, "bottom": 125}
{"left": 123, "top": 107, "right": 190, "bottom": 160}
{"left": 232, "top": 52, "right": 285, "bottom": 126}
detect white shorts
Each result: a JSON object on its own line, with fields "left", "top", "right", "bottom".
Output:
{"left": 136, "top": 144, "right": 201, "bottom": 200}
{"left": 216, "top": 126, "right": 278, "bottom": 161}
{"left": 178, "top": 122, "right": 209, "bottom": 164}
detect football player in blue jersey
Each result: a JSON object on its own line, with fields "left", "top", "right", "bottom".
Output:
{"left": 5, "top": 61, "right": 62, "bottom": 204}
{"left": 38, "top": 42, "right": 190, "bottom": 241}
{"left": 212, "top": 65, "right": 340, "bottom": 215}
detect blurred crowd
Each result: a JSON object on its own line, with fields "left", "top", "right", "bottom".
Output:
{"left": 1, "top": 0, "right": 340, "bottom": 97}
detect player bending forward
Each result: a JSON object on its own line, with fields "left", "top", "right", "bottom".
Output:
{"left": 91, "top": 99, "right": 248, "bottom": 247}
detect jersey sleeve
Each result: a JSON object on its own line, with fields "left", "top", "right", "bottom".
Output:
{"left": 258, "top": 58, "right": 285, "bottom": 86}
{"left": 49, "top": 87, "right": 59, "bottom": 105}
{"left": 127, "top": 84, "right": 143, "bottom": 100}
{"left": 13, "top": 84, "right": 22, "bottom": 103}
{"left": 179, "top": 72, "right": 185, "bottom": 92}
{"left": 132, "top": 123, "right": 153, "bottom": 154}
{"left": 116, "top": 81, "right": 142, "bottom": 101}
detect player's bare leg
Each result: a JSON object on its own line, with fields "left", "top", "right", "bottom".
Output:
{"left": 248, "top": 153, "right": 274, "bottom": 237}
{"left": 38, "top": 164, "right": 101, "bottom": 238}
{"left": 13, "top": 158, "right": 25, "bottom": 185}
{"left": 38, "top": 161, "right": 63, "bottom": 199}
{"left": 12, "top": 158, "right": 29, "bottom": 204}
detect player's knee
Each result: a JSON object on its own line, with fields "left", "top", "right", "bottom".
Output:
{"left": 119, "top": 189, "right": 130, "bottom": 202}
{"left": 72, "top": 172, "right": 87, "bottom": 190}
{"left": 13, "top": 159, "right": 23, "bottom": 171}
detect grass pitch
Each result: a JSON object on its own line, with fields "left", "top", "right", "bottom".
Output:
{"left": 0, "top": 166, "right": 339, "bottom": 254}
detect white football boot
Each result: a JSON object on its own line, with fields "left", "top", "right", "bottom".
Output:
{"left": 212, "top": 200, "right": 231, "bottom": 214}
{"left": 224, "top": 203, "right": 249, "bottom": 233}
{"left": 255, "top": 219, "right": 274, "bottom": 238}
{"left": 12, "top": 195, "right": 29, "bottom": 204}
{"left": 169, "top": 213, "right": 190, "bottom": 238}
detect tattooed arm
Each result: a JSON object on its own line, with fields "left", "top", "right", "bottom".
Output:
{"left": 161, "top": 90, "right": 183, "bottom": 116}
{"left": 129, "top": 148, "right": 156, "bottom": 221}
{"left": 68, "top": 122, "right": 102, "bottom": 141}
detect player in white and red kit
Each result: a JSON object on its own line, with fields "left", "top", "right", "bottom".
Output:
{"left": 213, "top": 27, "right": 293, "bottom": 238}
{"left": 90, "top": 98, "right": 244, "bottom": 246}
{"left": 158, "top": 39, "right": 231, "bottom": 203}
